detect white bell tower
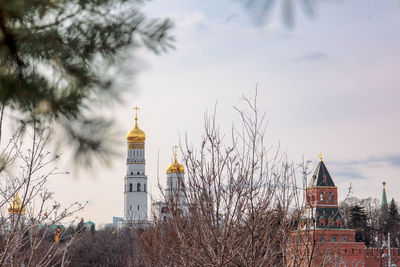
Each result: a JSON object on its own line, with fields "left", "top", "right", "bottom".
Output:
{"left": 124, "top": 106, "right": 148, "bottom": 221}
{"left": 166, "top": 145, "right": 186, "bottom": 206}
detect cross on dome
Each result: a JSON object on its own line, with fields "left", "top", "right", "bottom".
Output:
{"left": 167, "top": 145, "right": 185, "bottom": 174}
{"left": 173, "top": 145, "right": 178, "bottom": 160}
{"left": 133, "top": 106, "right": 140, "bottom": 121}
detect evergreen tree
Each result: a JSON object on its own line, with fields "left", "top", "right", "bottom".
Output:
{"left": 387, "top": 198, "right": 400, "bottom": 247}
{"left": 349, "top": 205, "right": 371, "bottom": 245}
{"left": 0, "top": 1, "right": 173, "bottom": 164}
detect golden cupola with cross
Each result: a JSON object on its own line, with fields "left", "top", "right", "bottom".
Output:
{"left": 126, "top": 106, "right": 146, "bottom": 143}
{"left": 167, "top": 145, "right": 185, "bottom": 174}
{"left": 8, "top": 192, "right": 26, "bottom": 215}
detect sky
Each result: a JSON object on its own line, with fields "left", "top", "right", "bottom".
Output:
{"left": 6, "top": 0, "right": 400, "bottom": 225}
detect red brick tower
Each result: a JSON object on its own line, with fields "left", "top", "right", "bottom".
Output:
{"left": 291, "top": 155, "right": 366, "bottom": 266}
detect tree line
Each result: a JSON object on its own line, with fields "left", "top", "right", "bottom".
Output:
{"left": 339, "top": 196, "right": 400, "bottom": 247}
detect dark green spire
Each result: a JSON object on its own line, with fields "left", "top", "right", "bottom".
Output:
{"left": 381, "top": 182, "right": 388, "bottom": 210}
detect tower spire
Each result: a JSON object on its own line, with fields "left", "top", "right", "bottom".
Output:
{"left": 381, "top": 181, "right": 389, "bottom": 223}
{"left": 381, "top": 181, "right": 388, "bottom": 209}
{"left": 309, "top": 155, "right": 335, "bottom": 187}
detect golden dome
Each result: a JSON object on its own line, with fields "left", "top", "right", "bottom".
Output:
{"left": 167, "top": 145, "right": 185, "bottom": 174}
{"left": 126, "top": 107, "right": 146, "bottom": 142}
{"left": 167, "top": 160, "right": 185, "bottom": 174}
{"left": 8, "top": 192, "right": 26, "bottom": 214}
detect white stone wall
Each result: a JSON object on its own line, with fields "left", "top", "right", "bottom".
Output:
{"left": 166, "top": 172, "right": 185, "bottom": 206}
{"left": 124, "top": 145, "right": 148, "bottom": 221}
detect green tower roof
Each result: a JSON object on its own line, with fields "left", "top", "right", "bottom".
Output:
{"left": 309, "top": 157, "right": 335, "bottom": 187}
{"left": 381, "top": 182, "right": 388, "bottom": 209}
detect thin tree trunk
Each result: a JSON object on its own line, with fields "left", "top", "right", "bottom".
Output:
{"left": 0, "top": 102, "right": 5, "bottom": 146}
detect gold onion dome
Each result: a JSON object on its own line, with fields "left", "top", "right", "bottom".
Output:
{"left": 8, "top": 192, "right": 26, "bottom": 214}
{"left": 167, "top": 146, "right": 185, "bottom": 174}
{"left": 126, "top": 107, "right": 146, "bottom": 142}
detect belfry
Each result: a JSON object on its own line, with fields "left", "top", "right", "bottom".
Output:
{"left": 165, "top": 145, "right": 185, "bottom": 206}
{"left": 124, "top": 107, "right": 148, "bottom": 221}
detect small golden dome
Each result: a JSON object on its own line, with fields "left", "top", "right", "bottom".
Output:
{"left": 167, "top": 160, "right": 185, "bottom": 174}
{"left": 8, "top": 192, "right": 26, "bottom": 215}
{"left": 167, "top": 145, "right": 185, "bottom": 174}
{"left": 126, "top": 107, "right": 146, "bottom": 142}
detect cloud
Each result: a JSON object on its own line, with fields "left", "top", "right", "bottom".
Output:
{"left": 366, "top": 155, "right": 400, "bottom": 168}
{"left": 332, "top": 169, "right": 365, "bottom": 180}
{"left": 295, "top": 52, "right": 328, "bottom": 61}
{"left": 178, "top": 12, "right": 209, "bottom": 31}
{"left": 327, "top": 154, "right": 400, "bottom": 181}
{"left": 224, "top": 13, "right": 238, "bottom": 24}
{"left": 331, "top": 154, "right": 400, "bottom": 169}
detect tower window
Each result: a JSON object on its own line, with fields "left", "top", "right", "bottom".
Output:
{"left": 137, "top": 183, "right": 141, "bottom": 192}
{"left": 129, "top": 183, "right": 132, "bottom": 192}
{"left": 131, "top": 172, "right": 133, "bottom": 175}
{"left": 144, "top": 183, "right": 146, "bottom": 192}
{"left": 137, "top": 172, "right": 140, "bottom": 175}
{"left": 138, "top": 205, "right": 140, "bottom": 210}
{"left": 328, "top": 192, "right": 333, "bottom": 201}
{"left": 320, "top": 192, "right": 325, "bottom": 201}
{"left": 130, "top": 205, "right": 132, "bottom": 210}
{"left": 319, "top": 218, "right": 325, "bottom": 227}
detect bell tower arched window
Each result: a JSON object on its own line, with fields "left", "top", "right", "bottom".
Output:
{"left": 320, "top": 192, "right": 325, "bottom": 201}
{"left": 137, "top": 183, "right": 141, "bottom": 192}
{"left": 129, "top": 183, "right": 132, "bottom": 192}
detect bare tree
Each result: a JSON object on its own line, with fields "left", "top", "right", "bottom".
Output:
{"left": 0, "top": 120, "right": 84, "bottom": 266}
{"left": 139, "top": 93, "right": 310, "bottom": 266}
